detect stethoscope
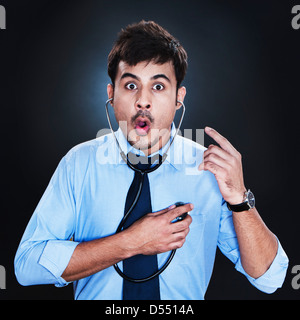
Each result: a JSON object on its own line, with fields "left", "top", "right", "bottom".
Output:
{"left": 105, "top": 97, "right": 186, "bottom": 283}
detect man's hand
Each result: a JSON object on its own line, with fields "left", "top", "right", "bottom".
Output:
{"left": 197, "top": 127, "right": 279, "bottom": 278}
{"left": 198, "top": 127, "right": 246, "bottom": 205}
{"left": 62, "top": 203, "right": 193, "bottom": 282}
{"left": 125, "top": 203, "right": 193, "bottom": 256}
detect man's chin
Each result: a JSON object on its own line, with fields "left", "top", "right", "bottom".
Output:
{"left": 129, "top": 137, "right": 153, "bottom": 151}
{"left": 128, "top": 133, "right": 158, "bottom": 152}
{"left": 127, "top": 127, "right": 171, "bottom": 154}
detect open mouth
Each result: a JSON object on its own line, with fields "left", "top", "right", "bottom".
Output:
{"left": 134, "top": 117, "right": 151, "bottom": 136}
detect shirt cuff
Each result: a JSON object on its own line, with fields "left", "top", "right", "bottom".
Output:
{"left": 38, "top": 240, "right": 79, "bottom": 287}
{"left": 235, "top": 238, "right": 289, "bottom": 293}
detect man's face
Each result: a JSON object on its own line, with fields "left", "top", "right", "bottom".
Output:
{"left": 107, "top": 60, "right": 186, "bottom": 155}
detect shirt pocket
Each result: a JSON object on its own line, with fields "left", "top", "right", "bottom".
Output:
{"left": 174, "top": 213, "right": 206, "bottom": 264}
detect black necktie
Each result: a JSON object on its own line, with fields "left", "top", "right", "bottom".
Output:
{"left": 122, "top": 153, "right": 160, "bottom": 300}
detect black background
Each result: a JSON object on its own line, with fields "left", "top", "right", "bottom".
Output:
{"left": 0, "top": 0, "right": 299, "bottom": 300}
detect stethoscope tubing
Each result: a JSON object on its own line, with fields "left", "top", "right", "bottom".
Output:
{"left": 105, "top": 98, "right": 185, "bottom": 282}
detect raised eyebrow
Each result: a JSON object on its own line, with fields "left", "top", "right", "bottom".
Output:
{"left": 120, "top": 72, "right": 170, "bottom": 83}
{"left": 151, "top": 74, "right": 171, "bottom": 83}
{"left": 120, "top": 73, "right": 140, "bottom": 81}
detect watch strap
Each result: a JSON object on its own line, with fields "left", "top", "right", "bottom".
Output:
{"left": 227, "top": 201, "right": 251, "bottom": 212}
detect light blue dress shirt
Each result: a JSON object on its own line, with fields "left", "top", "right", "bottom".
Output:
{"left": 14, "top": 125, "right": 288, "bottom": 300}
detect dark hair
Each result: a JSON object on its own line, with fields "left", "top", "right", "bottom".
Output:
{"left": 108, "top": 20, "right": 188, "bottom": 88}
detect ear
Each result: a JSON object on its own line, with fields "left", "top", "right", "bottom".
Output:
{"left": 176, "top": 86, "right": 186, "bottom": 110}
{"left": 107, "top": 84, "right": 114, "bottom": 106}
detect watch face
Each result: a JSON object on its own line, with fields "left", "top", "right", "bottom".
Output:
{"left": 247, "top": 190, "right": 255, "bottom": 208}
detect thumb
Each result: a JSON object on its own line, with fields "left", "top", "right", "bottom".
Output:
{"left": 198, "top": 161, "right": 204, "bottom": 171}
{"left": 150, "top": 204, "right": 176, "bottom": 216}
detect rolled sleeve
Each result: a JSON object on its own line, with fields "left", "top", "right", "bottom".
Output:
{"left": 15, "top": 156, "right": 79, "bottom": 287}
{"left": 235, "top": 238, "right": 289, "bottom": 293}
{"left": 39, "top": 240, "right": 79, "bottom": 287}
{"left": 218, "top": 200, "right": 289, "bottom": 294}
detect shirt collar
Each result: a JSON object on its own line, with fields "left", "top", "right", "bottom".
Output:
{"left": 114, "top": 123, "right": 182, "bottom": 171}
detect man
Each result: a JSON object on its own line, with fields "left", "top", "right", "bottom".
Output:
{"left": 15, "top": 20, "right": 288, "bottom": 300}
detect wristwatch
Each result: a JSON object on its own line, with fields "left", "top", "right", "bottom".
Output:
{"left": 226, "top": 189, "right": 255, "bottom": 212}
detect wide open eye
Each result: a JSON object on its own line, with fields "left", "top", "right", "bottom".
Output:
{"left": 153, "top": 83, "right": 164, "bottom": 91}
{"left": 125, "top": 83, "right": 138, "bottom": 90}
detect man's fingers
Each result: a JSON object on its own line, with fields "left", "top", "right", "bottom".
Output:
{"left": 165, "top": 203, "right": 194, "bottom": 223}
{"left": 139, "top": 204, "right": 193, "bottom": 254}
{"left": 198, "top": 161, "right": 226, "bottom": 177}
{"left": 205, "top": 144, "right": 232, "bottom": 161}
{"left": 204, "top": 127, "right": 237, "bottom": 155}
{"left": 151, "top": 204, "right": 176, "bottom": 216}
{"left": 171, "top": 230, "right": 189, "bottom": 248}
{"left": 199, "top": 146, "right": 229, "bottom": 171}
{"left": 172, "top": 215, "right": 192, "bottom": 234}
{"left": 198, "top": 127, "right": 241, "bottom": 171}
{"left": 204, "top": 149, "right": 231, "bottom": 169}
{"left": 198, "top": 162, "right": 205, "bottom": 171}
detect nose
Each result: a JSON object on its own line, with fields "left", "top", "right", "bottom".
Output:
{"left": 135, "top": 89, "right": 152, "bottom": 111}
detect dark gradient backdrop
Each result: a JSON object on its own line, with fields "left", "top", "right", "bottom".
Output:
{"left": 0, "top": 0, "right": 299, "bottom": 300}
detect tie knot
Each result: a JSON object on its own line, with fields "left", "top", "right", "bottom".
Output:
{"left": 127, "top": 152, "right": 161, "bottom": 171}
